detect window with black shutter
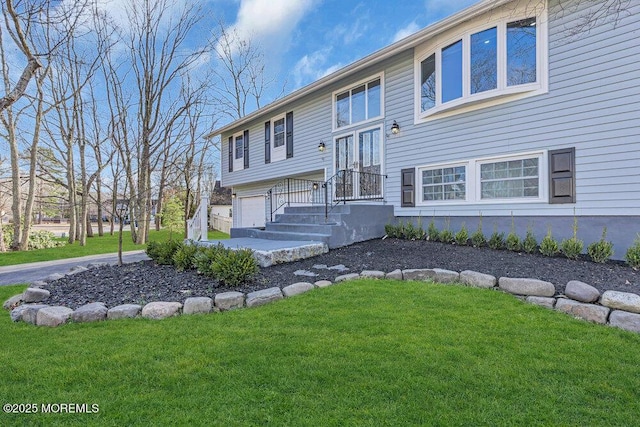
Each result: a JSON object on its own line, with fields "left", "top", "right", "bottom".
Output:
{"left": 401, "top": 168, "right": 415, "bottom": 207}
{"left": 285, "top": 111, "right": 294, "bottom": 158}
{"left": 548, "top": 147, "right": 575, "bottom": 204}
{"left": 228, "top": 136, "right": 233, "bottom": 173}
{"left": 243, "top": 129, "right": 249, "bottom": 169}
{"left": 264, "top": 121, "right": 271, "bottom": 164}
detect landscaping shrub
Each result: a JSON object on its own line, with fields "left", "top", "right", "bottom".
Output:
{"left": 625, "top": 234, "right": 640, "bottom": 269}
{"left": 146, "top": 239, "right": 182, "bottom": 265}
{"left": 402, "top": 221, "right": 424, "bottom": 240}
{"left": 539, "top": 227, "right": 559, "bottom": 257}
{"left": 505, "top": 232, "right": 521, "bottom": 252}
{"left": 454, "top": 223, "right": 468, "bottom": 245}
{"left": 427, "top": 219, "right": 439, "bottom": 241}
{"left": 2, "top": 226, "right": 66, "bottom": 250}
{"left": 438, "top": 228, "right": 454, "bottom": 244}
{"left": 587, "top": 227, "right": 614, "bottom": 264}
{"left": 211, "top": 248, "right": 259, "bottom": 286}
{"left": 560, "top": 217, "right": 583, "bottom": 260}
{"left": 194, "top": 243, "right": 228, "bottom": 276}
{"left": 488, "top": 229, "right": 505, "bottom": 250}
{"left": 470, "top": 218, "right": 486, "bottom": 248}
{"left": 522, "top": 226, "right": 538, "bottom": 254}
{"left": 172, "top": 241, "right": 200, "bottom": 271}
{"left": 384, "top": 223, "right": 402, "bottom": 238}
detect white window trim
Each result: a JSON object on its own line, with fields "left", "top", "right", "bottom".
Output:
{"left": 270, "top": 114, "right": 286, "bottom": 163}
{"left": 416, "top": 150, "right": 547, "bottom": 206}
{"left": 417, "top": 161, "right": 468, "bottom": 205}
{"left": 414, "top": 3, "right": 548, "bottom": 123}
{"left": 233, "top": 131, "right": 245, "bottom": 172}
{"left": 332, "top": 72, "right": 385, "bottom": 133}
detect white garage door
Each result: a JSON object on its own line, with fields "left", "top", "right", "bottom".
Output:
{"left": 239, "top": 196, "right": 266, "bottom": 227}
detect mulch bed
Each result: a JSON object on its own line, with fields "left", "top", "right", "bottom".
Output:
{"left": 45, "top": 238, "right": 640, "bottom": 309}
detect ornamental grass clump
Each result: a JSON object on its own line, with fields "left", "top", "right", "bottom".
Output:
{"left": 539, "top": 227, "right": 559, "bottom": 257}
{"left": 587, "top": 227, "right": 614, "bottom": 264}
{"left": 625, "top": 234, "right": 640, "bottom": 270}
{"left": 561, "top": 216, "right": 583, "bottom": 260}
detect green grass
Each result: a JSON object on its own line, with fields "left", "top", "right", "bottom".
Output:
{"left": 0, "top": 230, "right": 229, "bottom": 266}
{"left": 1, "top": 280, "right": 640, "bottom": 426}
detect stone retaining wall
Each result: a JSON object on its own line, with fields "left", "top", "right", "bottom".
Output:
{"left": 4, "top": 266, "right": 640, "bottom": 334}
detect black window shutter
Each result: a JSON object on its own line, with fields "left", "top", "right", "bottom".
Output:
{"left": 285, "top": 111, "right": 294, "bottom": 158}
{"left": 228, "top": 136, "right": 233, "bottom": 173}
{"left": 264, "top": 121, "right": 271, "bottom": 164}
{"left": 549, "top": 147, "right": 576, "bottom": 204}
{"left": 401, "top": 168, "right": 415, "bottom": 207}
{"left": 243, "top": 130, "right": 249, "bottom": 169}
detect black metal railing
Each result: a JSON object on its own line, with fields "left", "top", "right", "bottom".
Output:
{"left": 266, "top": 178, "right": 321, "bottom": 222}
{"left": 323, "top": 170, "right": 386, "bottom": 219}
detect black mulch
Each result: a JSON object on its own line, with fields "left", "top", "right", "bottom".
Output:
{"left": 44, "top": 238, "right": 640, "bottom": 309}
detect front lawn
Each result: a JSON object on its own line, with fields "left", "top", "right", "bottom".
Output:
{"left": 0, "top": 230, "right": 228, "bottom": 266}
{"left": 1, "top": 280, "right": 639, "bottom": 425}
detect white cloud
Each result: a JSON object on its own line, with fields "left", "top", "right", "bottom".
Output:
{"left": 291, "top": 48, "right": 342, "bottom": 88}
{"left": 230, "top": 0, "right": 319, "bottom": 55}
{"left": 392, "top": 21, "right": 421, "bottom": 43}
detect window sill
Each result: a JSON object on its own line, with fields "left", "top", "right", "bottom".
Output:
{"left": 416, "top": 84, "right": 545, "bottom": 123}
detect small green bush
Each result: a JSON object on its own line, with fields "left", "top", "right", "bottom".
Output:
{"left": 539, "top": 228, "right": 559, "bottom": 257}
{"left": 455, "top": 223, "right": 468, "bottom": 246}
{"left": 384, "top": 223, "right": 402, "bottom": 238}
{"left": 403, "top": 221, "right": 424, "bottom": 240}
{"left": 505, "top": 232, "right": 521, "bottom": 252}
{"left": 560, "top": 216, "right": 583, "bottom": 260}
{"left": 522, "top": 226, "right": 537, "bottom": 254}
{"left": 427, "top": 220, "right": 439, "bottom": 241}
{"left": 625, "top": 234, "right": 640, "bottom": 269}
{"left": 194, "top": 243, "right": 228, "bottom": 276}
{"left": 146, "top": 239, "right": 182, "bottom": 265}
{"left": 470, "top": 219, "right": 486, "bottom": 247}
{"left": 172, "top": 242, "right": 199, "bottom": 271}
{"left": 211, "top": 248, "right": 259, "bottom": 286}
{"left": 587, "top": 227, "right": 614, "bottom": 263}
{"left": 488, "top": 230, "right": 505, "bottom": 250}
{"left": 439, "top": 229, "right": 454, "bottom": 244}
{"left": 2, "top": 226, "right": 66, "bottom": 250}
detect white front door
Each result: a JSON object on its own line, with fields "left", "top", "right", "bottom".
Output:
{"left": 334, "top": 127, "right": 383, "bottom": 200}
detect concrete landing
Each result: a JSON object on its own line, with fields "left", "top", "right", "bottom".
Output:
{"left": 197, "top": 238, "right": 328, "bottom": 267}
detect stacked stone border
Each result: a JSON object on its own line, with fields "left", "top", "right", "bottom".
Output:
{"left": 4, "top": 265, "right": 640, "bottom": 334}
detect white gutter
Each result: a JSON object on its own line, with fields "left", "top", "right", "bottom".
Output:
{"left": 205, "top": 0, "right": 511, "bottom": 139}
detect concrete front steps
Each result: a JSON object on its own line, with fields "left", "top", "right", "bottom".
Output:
{"left": 230, "top": 204, "right": 394, "bottom": 249}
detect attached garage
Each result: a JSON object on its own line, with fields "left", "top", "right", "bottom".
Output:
{"left": 238, "top": 196, "right": 266, "bottom": 228}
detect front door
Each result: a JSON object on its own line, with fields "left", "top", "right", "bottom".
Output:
{"left": 334, "top": 128, "right": 383, "bottom": 200}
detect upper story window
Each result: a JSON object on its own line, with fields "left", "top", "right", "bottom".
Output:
{"left": 416, "top": 5, "right": 546, "bottom": 121}
{"left": 264, "top": 112, "right": 294, "bottom": 164}
{"left": 334, "top": 75, "right": 383, "bottom": 130}
{"left": 234, "top": 134, "right": 244, "bottom": 159}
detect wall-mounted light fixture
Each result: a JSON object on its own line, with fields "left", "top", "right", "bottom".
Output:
{"left": 391, "top": 120, "right": 400, "bottom": 135}
{"left": 312, "top": 182, "right": 319, "bottom": 190}
{"left": 318, "top": 141, "right": 326, "bottom": 152}
{"left": 231, "top": 193, "right": 237, "bottom": 199}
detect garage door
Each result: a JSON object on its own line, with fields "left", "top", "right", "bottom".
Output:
{"left": 239, "top": 196, "right": 265, "bottom": 227}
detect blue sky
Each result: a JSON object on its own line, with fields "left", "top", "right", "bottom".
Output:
{"left": 214, "top": 0, "right": 479, "bottom": 101}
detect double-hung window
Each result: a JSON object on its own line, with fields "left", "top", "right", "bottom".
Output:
{"left": 334, "top": 75, "right": 383, "bottom": 130}
{"left": 417, "top": 8, "right": 546, "bottom": 119}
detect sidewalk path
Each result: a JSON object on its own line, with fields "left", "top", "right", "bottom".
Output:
{"left": 0, "top": 251, "right": 150, "bottom": 286}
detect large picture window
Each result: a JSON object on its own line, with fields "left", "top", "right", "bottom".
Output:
{"left": 334, "top": 76, "right": 382, "bottom": 129}
{"left": 417, "top": 11, "right": 545, "bottom": 118}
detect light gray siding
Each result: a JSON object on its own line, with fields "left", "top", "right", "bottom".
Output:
{"left": 385, "top": 0, "right": 640, "bottom": 218}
